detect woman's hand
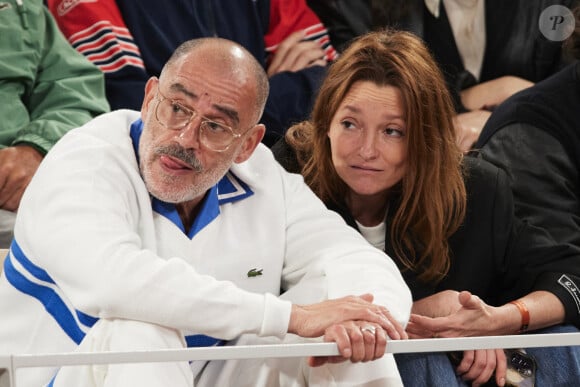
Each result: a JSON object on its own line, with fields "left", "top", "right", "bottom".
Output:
{"left": 407, "top": 291, "right": 501, "bottom": 338}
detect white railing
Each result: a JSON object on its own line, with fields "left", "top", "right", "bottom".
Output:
{"left": 3, "top": 333, "right": 580, "bottom": 387}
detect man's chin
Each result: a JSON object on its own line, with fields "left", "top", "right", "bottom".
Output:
{"left": 146, "top": 182, "right": 198, "bottom": 204}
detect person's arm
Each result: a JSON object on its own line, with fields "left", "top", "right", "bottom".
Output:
{"left": 460, "top": 76, "right": 533, "bottom": 112}
{"left": 407, "top": 290, "right": 564, "bottom": 338}
{"left": 13, "top": 6, "right": 109, "bottom": 153}
{"left": 481, "top": 124, "right": 580, "bottom": 327}
{"left": 260, "top": 0, "right": 338, "bottom": 143}
{"left": 264, "top": 0, "right": 338, "bottom": 72}
{"left": 0, "top": 5, "right": 108, "bottom": 211}
{"left": 453, "top": 76, "right": 533, "bottom": 151}
{"left": 46, "top": 0, "right": 147, "bottom": 110}
{"left": 279, "top": 163, "right": 413, "bottom": 328}
{"left": 12, "top": 114, "right": 405, "bottom": 357}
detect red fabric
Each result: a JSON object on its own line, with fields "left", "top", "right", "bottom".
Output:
{"left": 46, "top": 0, "right": 144, "bottom": 72}
{"left": 264, "top": 0, "right": 337, "bottom": 62}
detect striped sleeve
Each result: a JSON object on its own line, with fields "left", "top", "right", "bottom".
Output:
{"left": 264, "top": 0, "right": 338, "bottom": 63}
{"left": 46, "top": 0, "right": 144, "bottom": 74}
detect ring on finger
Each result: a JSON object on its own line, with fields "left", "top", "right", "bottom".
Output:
{"left": 361, "top": 325, "right": 376, "bottom": 335}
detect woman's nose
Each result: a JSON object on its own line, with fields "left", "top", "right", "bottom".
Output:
{"left": 358, "top": 130, "right": 378, "bottom": 160}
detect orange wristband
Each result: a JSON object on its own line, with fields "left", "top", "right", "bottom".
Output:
{"left": 509, "top": 300, "right": 530, "bottom": 333}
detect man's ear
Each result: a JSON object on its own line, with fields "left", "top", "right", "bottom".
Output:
{"left": 234, "top": 124, "right": 266, "bottom": 163}
{"left": 141, "top": 77, "right": 159, "bottom": 117}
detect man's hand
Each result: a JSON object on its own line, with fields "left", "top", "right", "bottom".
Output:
{"left": 289, "top": 294, "right": 406, "bottom": 339}
{"left": 455, "top": 349, "right": 507, "bottom": 387}
{"left": 0, "top": 145, "right": 43, "bottom": 211}
{"left": 308, "top": 320, "right": 388, "bottom": 367}
{"left": 289, "top": 294, "right": 407, "bottom": 366}
{"left": 267, "top": 30, "right": 327, "bottom": 77}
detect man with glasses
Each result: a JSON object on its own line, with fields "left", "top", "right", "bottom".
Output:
{"left": 0, "top": 37, "right": 411, "bottom": 386}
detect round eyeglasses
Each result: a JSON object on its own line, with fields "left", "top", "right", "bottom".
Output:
{"left": 155, "top": 90, "right": 242, "bottom": 152}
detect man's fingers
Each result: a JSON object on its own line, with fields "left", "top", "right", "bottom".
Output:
{"left": 455, "top": 350, "right": 475, "bottom": 375}
{"left": 459, "top": 349, "right": 496, "bottom": 386}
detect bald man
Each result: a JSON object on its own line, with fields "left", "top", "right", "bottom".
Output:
{"left": 0, "top": 38, "right": 411, "bottom": 386}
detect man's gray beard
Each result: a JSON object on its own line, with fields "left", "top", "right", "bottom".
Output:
{"left": 141, "top": 159, "right": 228, "bottom": 204}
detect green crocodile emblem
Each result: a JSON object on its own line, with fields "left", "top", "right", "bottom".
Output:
{"left": 247, "top": 268, "right": 263, "bottom": 277}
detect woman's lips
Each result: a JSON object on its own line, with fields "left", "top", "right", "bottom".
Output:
{"left": 352, "top": 164, "right": 381, "bottom": 172}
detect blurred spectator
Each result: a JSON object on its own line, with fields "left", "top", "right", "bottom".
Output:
{"left": 46, "top": 0, "right": 338, "bottom": 146}
{"left": 0, "top": 0, "right": 109, "bottom": 248}
{"left": 307, "top": 0, "right": 577, "bottom": 150}
{"left": 476, "top": 5, "right": 580, "bottom": 295}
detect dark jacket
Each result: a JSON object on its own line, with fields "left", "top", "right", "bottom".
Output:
{"left": 308, "top": 0, "right": 576, "bottom": 111}
{"left": 476, "top": 62, "right": 580, "bottom": 326}
{"left": 272, "top": 139, "right": 580, "bottom": 326}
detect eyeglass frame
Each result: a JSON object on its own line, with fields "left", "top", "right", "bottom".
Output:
{"left": 154, "top": 88, "right": 246, "bottom": 152}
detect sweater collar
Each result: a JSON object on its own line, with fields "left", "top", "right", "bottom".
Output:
{"left": 129, "top": 118, "right": 254, "bottom": 238}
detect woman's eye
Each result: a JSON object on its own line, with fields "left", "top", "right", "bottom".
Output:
{"left": 384, "top": 128, "right": 404, "bottom": 138}
{"left": 341, "top": 120, "right": 357, "bottom": 131}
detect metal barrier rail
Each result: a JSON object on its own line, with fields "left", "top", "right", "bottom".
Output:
{"left": 3, "top": 332, "right": 580, "bottom": 387}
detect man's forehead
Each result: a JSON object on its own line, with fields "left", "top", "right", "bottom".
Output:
{"left": 161, "top": 68, "right": 255, "bottom": 127}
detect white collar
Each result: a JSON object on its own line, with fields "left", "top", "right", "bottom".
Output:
{"left": 425, "top": 0, "right": 441, "bottom": 18}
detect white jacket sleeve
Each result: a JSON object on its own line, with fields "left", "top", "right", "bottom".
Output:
{"left": 279, "top": 165, "right": 412, "bottom": 327}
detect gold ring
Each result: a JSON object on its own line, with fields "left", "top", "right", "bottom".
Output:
{"left": 361, "top": 326, "right": 376, "bottom": 335}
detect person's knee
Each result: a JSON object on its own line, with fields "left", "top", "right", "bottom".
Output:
{"left": 86, "top": 319, "right": 186, "bottom": 352}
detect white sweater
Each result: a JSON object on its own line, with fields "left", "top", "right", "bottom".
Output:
{"left": 0, "top": 110, "right": 411, "bottom": 385}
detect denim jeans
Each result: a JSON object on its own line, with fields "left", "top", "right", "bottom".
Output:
{"left": 395, "top": 324, "right": 580, "bottom": 386}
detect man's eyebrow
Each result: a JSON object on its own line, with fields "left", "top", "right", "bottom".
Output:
{"left": 214, "top": 105, "right": 240, "bottom": 127}
{"left": 169, "top": 83, "right": 240, "bottom": 126}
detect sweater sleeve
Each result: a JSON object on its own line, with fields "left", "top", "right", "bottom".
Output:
{"left": 280, "top": 165, "right": 412, "bottom": 327}
{"left": 46, "top": 0, "right": 147, "bottom": 110}
{"left": 10, "top": 6, "right": 109, "bottom": 153}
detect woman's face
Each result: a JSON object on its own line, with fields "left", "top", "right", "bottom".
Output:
{"left": 327, "top": 81, "right": 408, "bottom": 199}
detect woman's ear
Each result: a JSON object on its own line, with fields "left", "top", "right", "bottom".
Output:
{"left": 234, "top": 124, "right": 266, "bottom": 163}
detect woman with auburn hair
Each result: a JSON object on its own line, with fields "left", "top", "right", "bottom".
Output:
{"left": 273, "top": 29, "right": 580, "bottom": 386}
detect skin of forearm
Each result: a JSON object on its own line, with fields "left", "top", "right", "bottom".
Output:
{"left": 495, "top": 290, "right": 565, "bottom": 335}
{"left": 411, "top": 290, "right": 461, "bottom": 318}
{"left": 460, "top": 76, "right": 533, "bottom": 111}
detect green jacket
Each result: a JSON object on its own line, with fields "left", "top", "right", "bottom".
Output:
{"left": 0, "top": 0, "right": 109, "bottom": 154}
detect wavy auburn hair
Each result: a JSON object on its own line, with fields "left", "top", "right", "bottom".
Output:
{"left": 286, "top": 29, "right": 466, "bottom": 283}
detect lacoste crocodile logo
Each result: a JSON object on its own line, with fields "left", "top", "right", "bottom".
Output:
{"left": 247, "top": 268, "right": 263, "bottom": 277}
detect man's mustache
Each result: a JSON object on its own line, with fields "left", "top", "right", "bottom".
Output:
{"left": 155, "top": 144, "right": 202, "bottom": 172}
